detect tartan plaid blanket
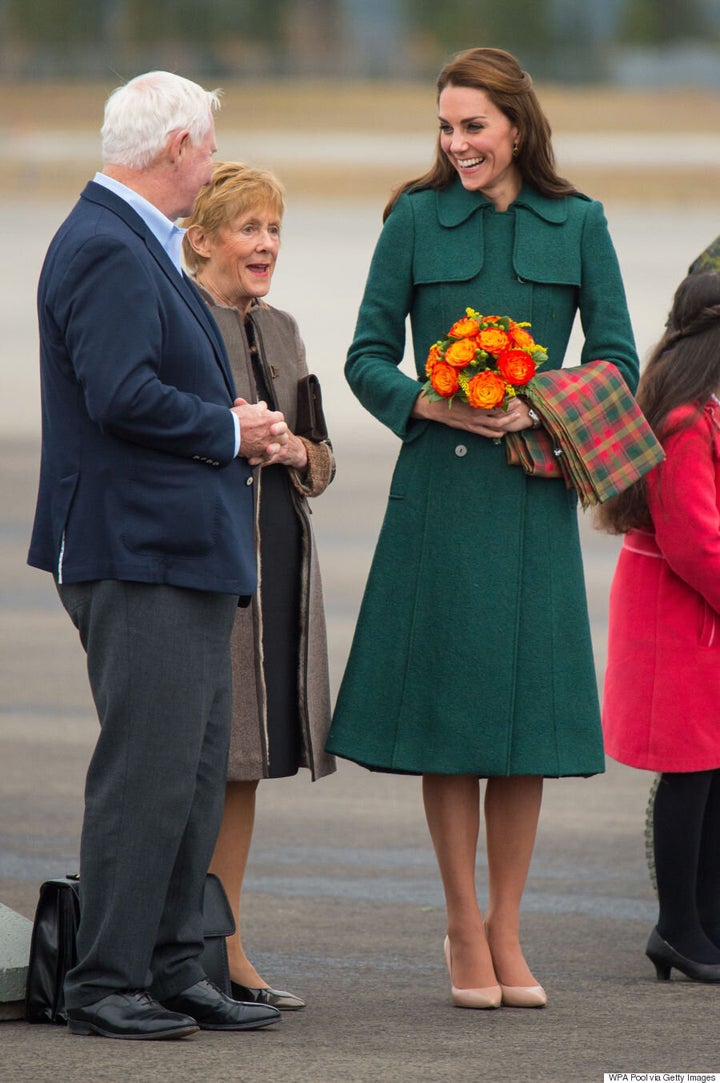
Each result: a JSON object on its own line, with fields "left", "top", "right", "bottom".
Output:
{"left": 505, "top": 360, "right": 665, "bottom": 508}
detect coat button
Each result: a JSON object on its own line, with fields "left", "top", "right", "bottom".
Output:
{"left": 245, "top": 476, "right": 254, "bottom": 486}
{"left": 454, "top": 444, "right": 468, "bottom": 457}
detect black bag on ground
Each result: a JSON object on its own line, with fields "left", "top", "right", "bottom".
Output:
{"left": 25, "top": 871, "right": 235, "bottom": 1024}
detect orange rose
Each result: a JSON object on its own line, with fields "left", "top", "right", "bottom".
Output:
{"left": 466, "top": 370, "right": 507, "bottom": 409}
{"left": 444, "top": 338, "right": 477, "bottom": 368}
{"left": 448, "top": 316, "right": 480, "bottom": 338}
{"left": 425, "top": 343, "right": 442, "bottom": 377}
{"left": 429, "top": 361, "right": 460, "bottom": 398}
{"left": 508, "top": 323, "right": 535, "bottom": 349}
{"left": 476, "top": 327, "right": 510, "bottom": 356}
{"left": 497, "top": 348, "right": 536, "bottom": 387}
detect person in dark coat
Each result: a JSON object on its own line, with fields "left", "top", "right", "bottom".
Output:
{"left": 599, "top": 271, "right": 720, "bottom": 984}
{"left": 183, "top": 162, "right": 336, "bottom": 1011}
{"left": 326, "top": 47, "right": 638, "bottom": 1010}
{"left": 28, "top": 72, "right": 285, "bottom": 1039}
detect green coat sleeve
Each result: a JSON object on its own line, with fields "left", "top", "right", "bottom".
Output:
{"left": 575, "top": 199, "right": 639, "bottom": 393}
{"left": 344, "top": 197, "right": 428, "bottom": 441}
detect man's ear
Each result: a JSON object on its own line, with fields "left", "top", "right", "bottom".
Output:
{"left": 167, "top": 128, "right": 191, "bottom": 164}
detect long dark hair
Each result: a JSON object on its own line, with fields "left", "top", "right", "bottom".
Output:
{"left": 596, "top": 271, "right": 720, "bottom": 534}
{"left": 384, "top": 47, "right": 576, "bottom": 220}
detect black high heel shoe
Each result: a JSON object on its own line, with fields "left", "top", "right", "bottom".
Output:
{"left": 646, "top": 927, "right": 720, "bottom": 983}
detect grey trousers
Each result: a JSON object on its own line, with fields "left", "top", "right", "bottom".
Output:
{"left": 56, "top": 579, "right": 238, "bottom": 1008}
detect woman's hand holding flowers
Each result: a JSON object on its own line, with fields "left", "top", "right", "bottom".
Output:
{"left": 412, "top": 391, "right": 536, "bottom": 436}
{"left": 418, "top": 308, "right": 546, "bottom": 439}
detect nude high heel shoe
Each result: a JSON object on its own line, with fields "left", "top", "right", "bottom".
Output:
{"left": 484, "top": 923, "right": 547, "bottom": 1008}
{"left": 443, "top": 936, "right": 502, "bottom": 1009}
{"left": 500, "top": 983, "right": 547, "bottom": 1008}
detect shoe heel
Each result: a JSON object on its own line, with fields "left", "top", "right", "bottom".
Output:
{"left": 648, "top": 954, "right": 671, "bottom": 981}
{"left": 68, "top": 1020, "right": 93, "bottom": 1036}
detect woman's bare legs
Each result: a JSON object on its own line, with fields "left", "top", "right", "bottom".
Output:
{"left": 209, "top": 779, "right": 267, "bottom": 988}
{"left": 484, "top": 774, "right": 544, "bottom": 987}
{"left": 423, "top": 773, "right": 544, "bottom": 992}
{"left": 422, "top": 774, "right": 497, "bottom": 989}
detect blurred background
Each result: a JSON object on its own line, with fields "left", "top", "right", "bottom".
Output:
{"left": 2, "top": 7, "right": 720, "bottom": 1076}
{"left": 3, "top": 0, "right": 720, "bottom": 84}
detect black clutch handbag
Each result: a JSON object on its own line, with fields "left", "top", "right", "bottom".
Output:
{"left": 25, "top": 872, "right": 235, "bottom": 1024}
{"left": 295, "top": 373, "right": 329, "bottom": 442}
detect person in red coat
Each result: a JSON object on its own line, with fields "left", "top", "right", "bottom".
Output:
{"left": 598, "top": 271, "right": 720, "bottom": 984}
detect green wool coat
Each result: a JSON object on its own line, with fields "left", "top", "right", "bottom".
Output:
{"left": 326, "top": 180, "right": 639, "bottom": 777}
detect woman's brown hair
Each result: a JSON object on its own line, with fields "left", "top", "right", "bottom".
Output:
{"left": 596, "top": 271, "right": 720, "bottom": 534}
{"left": 384, "top": 46, "right": 576, "bottom": 220}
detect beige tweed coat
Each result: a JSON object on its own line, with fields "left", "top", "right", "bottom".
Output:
{"left": 198, "top": 286, "right": 336, "bottom": 781}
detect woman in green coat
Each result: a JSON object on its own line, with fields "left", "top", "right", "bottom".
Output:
{"left": 326, "top": 48, "right": 639, "bottom": 1010}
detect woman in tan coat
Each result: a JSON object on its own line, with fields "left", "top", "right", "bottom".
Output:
{"left": 183, "top": 162, "right": 335, "bottom": 1010}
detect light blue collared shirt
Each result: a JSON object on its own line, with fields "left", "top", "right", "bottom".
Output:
{"left": 92, "top": 172, "right": 241, "bottom": 456}
{"left": 93, "top": 171, "right": 186, "bottom": 275}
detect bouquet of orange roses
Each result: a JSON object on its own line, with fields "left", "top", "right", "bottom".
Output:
{"left": 422, "top": 308, "right": 547, "bottom": 409}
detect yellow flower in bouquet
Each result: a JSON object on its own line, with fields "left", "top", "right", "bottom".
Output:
{"left": 423, "top": 308, "right": 548, "bottom": 409}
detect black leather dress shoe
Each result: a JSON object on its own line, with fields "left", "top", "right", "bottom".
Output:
{"left": 231, "top": 980, "right": 305, "bottom": 1011}
{"left": 162, "top": 979, "right": 281, "bottom": 1030}
{"left": 67, "top": 990, "right": 199, "bottom": 1040}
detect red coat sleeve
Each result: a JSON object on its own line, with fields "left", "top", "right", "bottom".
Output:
{"left": 647, "top": 404, "right": 720, "bottom": 614}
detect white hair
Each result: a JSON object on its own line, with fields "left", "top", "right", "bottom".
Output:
{"left": 101, "top": 70, "right": 222, "bottom": 170}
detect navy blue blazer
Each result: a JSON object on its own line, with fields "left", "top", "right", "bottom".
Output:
{"left": 28, "top": 181, "right": 256, "bottom": 596}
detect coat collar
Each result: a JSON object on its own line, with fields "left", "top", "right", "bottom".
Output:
{"left": 435, "top": 178, "right": 572, "bottom": 228}
{"left": 80, "top": 181, "right": 235, "bottom": 397}
{"left": 81, "top": 180, "right": 192, "bottom": 288}
{"left": 81, "top": 179, "right": 158, "bottom": 245}
{"left": 193, "top": 284, "right": 269, "bottom": 320}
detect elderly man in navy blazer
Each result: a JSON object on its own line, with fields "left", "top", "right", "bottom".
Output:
{"left": 28, "top": 71, "right": 287, "bottom": 1040}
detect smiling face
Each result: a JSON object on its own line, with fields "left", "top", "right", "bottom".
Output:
{"left": 198, "top": 205, "right": 281, "bottom": 315}
{"left": 438, "top": 84, "right": 521, "bottom": 211}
